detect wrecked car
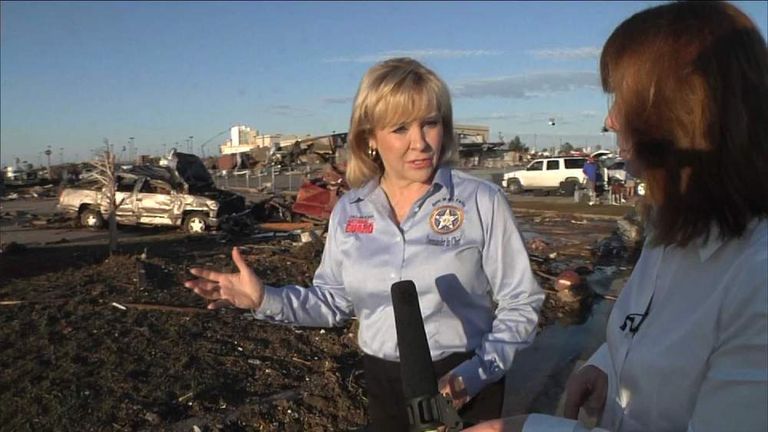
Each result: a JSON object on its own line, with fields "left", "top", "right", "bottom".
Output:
{"left": 57, "top": 152, "right": 245, "bottom": 233}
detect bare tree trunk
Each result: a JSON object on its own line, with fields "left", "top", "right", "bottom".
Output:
{"left": 108, "top": 205, "right": 118, "bottom": 254}
{"left": 91, "top": 148, "right": 120, "bottom": 256}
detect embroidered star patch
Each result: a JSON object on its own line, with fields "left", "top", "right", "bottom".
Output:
{"left": 429, "top": 205, "right": 463, "bottom": 234}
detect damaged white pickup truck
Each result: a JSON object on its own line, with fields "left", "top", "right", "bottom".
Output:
{"left": 58, "top": 152, "right": 245, "bottom": 233}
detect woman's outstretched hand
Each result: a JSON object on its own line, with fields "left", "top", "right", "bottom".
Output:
{"left": 184, "top": 247, "right": 265, "bottom": 310}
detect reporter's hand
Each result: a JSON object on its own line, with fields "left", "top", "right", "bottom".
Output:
{"left": 462, "top": 415, "right": 528, "bottom": 432}
{"left": 563, "top": 365, "right": 608, "bottom": 420}
{"left": 184, "top": 247, "right": 265, "bottom": 310}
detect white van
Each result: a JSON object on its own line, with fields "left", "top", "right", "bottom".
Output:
{"left": 502, "top": 157, "right": 587, "bottom": 193}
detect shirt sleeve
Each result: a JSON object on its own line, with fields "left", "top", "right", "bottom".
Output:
{"left": 584, "top": 343, "right": 611, "bottom": 374}
{"left": 251, "top": 202, "right": 355, "bottom": 327}
{"left": 687, "top": 253, "right": 768, "bottom": 432}
{"left": 522, "top": 414, "right": 612, "bottom": 432}
{"left": 447, "top": 187, "right": 546, "bottom": 398}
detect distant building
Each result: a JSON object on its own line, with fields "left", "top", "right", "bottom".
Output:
{"left": 455, "top": 124, "right": 490, "bottom": 144}
{"left": 219, "top": 125, "right": 301, "bottom": 155}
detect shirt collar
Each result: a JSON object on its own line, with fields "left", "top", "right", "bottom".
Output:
{"left": 696, "top": 232, "right": 726, "bottom": 262}
{"left": 696, "top": 218, "right": 765, "bottom": 262}
{"left": 348, "top": 165, "right": 454, "bottom": 203}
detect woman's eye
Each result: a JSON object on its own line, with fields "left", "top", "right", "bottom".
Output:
{"left": 392, "top": 125, "right": 408, "bottom": 134}
{"left": 423, "top": 119, "right": 440, "bottom": 128}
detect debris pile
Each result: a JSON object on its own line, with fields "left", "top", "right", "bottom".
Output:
{"left": 518, "top": 212, "right": 645, "bottom": 327}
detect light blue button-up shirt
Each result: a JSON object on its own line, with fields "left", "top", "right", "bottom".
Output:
{"left": 253, "top": 166, "right": 544, "bottom": 397}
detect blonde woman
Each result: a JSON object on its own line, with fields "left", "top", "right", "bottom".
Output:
{"left": 186, "top": 57, "right": 544, "bottom": 430}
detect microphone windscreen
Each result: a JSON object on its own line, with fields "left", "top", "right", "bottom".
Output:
{"left": 391, "top": 280, "right": 438, "bottom": 400}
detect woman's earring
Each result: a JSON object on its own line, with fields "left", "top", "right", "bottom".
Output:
{"left": 369, "top": 146, "right": 378, "bottom": 159}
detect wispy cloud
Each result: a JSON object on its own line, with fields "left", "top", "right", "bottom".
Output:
{"left": 265, "top": 104, "right": 314, "bottom": 117}
{"left": 324, "top": 49, "right": 502, "bottom": 63}
{"left": 529, "top": 47, "right": 601, "bottom": 60}
{"left": 322, "top": 96, "right": 353, "bottom": 105}
{"left": 452, "top": 71, "right": 600, "bottom": 99}
{"left": 459, "top": 112, "right": 571, "bottom": 125}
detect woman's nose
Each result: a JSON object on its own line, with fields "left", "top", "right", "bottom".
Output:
{"left": 604, "top": 111, "right": 619, "bottom": 132}
{"left": 409, "top": 125, "right": 429, "bottom": 150}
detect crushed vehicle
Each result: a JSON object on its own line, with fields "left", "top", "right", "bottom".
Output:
{"left": 58, "top": 152, "right": 245, "bottom": 233}
{"left": 291, "top": 163, "right": 348, "bottom": 221}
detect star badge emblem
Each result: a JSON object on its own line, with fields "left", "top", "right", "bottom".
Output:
{"left": 429, "top": 205, "right": 464, "bottom": 234}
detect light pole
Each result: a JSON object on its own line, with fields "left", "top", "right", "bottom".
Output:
{"left": 44, "top": 146, "right": 52, "bottom": 177}
{"left": 189, "top": 136, "right": 194, "bottom": 154}
{"left": 128, "top": 137, "right": 135, "bottom": 163}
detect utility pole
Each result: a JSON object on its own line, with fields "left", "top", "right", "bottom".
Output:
{"left": 128, "top": 137, "right": 135, "bottom": 163}
{"left": 189, "top": 136, "right": 194, "bottom": 154}
{"left": 44, "top": 146, "right": 52, "bottom": 177}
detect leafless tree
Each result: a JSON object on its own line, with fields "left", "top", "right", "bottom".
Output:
{"left": 90, "top": 144, "right": 123, "bottom": 255}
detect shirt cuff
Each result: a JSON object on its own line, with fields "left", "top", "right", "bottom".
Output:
{"left": 448, "top": 354, "right": 505, "bottom": 399}
{"left": 523, "top": 414, "right": 580, "bottom": 432}
{"left": 250, "top": 286, "right": 282, "bottom": 319}
{"left": 584, "top": 343, "right": 611, "bottom": 373}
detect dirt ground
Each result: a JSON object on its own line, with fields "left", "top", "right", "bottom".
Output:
{"left": 0, "top": 196, "right": 641, "bottom": 431}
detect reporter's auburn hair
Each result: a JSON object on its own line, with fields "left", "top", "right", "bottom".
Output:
{"left": 601, "top": 1, "right": 768, "bottom": 246}
{"left": 345, "top": 57, "right": 456, "bottom": 188}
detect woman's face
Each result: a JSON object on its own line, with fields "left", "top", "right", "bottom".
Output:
{"left": 369, "top": 113, "right": 443, "bottom": 186}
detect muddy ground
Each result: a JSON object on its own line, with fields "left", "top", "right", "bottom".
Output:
{"left": 0, "top": 197, "right": 642, "bottom": 431}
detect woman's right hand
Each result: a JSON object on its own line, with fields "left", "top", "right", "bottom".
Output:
{"left": 184, "top": 247, "right": 265, "bottom": 310}
{"left": 563, "top": 365, "right": 608, "bottom": 420}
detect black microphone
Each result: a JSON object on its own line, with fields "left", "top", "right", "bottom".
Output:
{"left": 391, "top": 280, "right": 462, "bottom": 432}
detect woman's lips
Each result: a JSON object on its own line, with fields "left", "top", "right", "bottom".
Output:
{"left": 408, "top": 158, "right": 433, "bottom": 169}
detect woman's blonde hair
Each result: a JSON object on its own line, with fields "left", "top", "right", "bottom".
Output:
{"left": 345, "top": 57, "right": 456, "bottom": 188}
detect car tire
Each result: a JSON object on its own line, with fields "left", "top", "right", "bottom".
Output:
{"left": 507, "top": 178, "right": 524, "bottom": 194}
{"left": 636, "top": 182, "right": 647, "bottom": 196}
{"left": 80, "top": 208, "right": 104, "bottom": 229}
{"left": 559, "top": 178, "right": 580, "bottom": 196}
{"left": 183, "top": 213, "right": 208, "bottom": 234}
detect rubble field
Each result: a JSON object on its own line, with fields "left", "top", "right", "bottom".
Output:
{"left": 0, "top": 200, "right": 641, "bottom": 431}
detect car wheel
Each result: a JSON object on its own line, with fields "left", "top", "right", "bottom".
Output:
{"left": 183, "top": 213, "right": 208, "bottom": 234}
{"left": 559, "top": 178, "right": 580, "bottom": 196}
{"left": 80, "top": 208, "right": 104, "bottom": 229}
{"left": 507, "top": 178, "right": 524, "bottom": 194}
{"left": 636, "top": 182, "right": 647, "bottom": 196}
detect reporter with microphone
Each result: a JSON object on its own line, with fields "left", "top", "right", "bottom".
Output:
{"left": 185, "top": 57, "right": 544, "bottom": 431}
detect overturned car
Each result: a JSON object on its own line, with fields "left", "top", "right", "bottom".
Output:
{"left": 58, "top": 152, "right": 245, "bottom": 233}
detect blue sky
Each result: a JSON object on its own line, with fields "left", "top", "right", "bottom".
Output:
{"left": 2, "top": 1, "right": 766, "bottom": 166}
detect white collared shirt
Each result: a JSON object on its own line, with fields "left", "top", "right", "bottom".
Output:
{"left": 525, "top": 219, "right": 768, "bottom": 432}
{"left": 252, "top": 167, "right": 544, "bottom": 398}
